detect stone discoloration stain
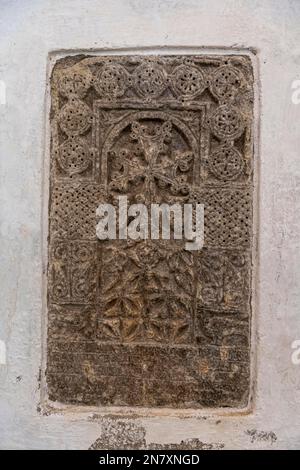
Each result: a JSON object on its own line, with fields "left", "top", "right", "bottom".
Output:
{"left": 245, "top": 429, "right": 277, "bottom": 444}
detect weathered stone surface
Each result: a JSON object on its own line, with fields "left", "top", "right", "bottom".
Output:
{"left": 47, "top": 54, "right": 254, "bottom": 408}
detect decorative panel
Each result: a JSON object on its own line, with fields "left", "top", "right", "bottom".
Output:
{"left": 47, "top": 54, "right": 254, "bottom": 408}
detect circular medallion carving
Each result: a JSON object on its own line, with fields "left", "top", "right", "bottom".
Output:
{"left": 95, "top": 64, "right": 128, "bottom": 98}
{"left": 133, "top": 63, "right": 167, "bottom": 98}
{"left": 208, "top": 144, "right": 244, "bottom": 180}
{"left": 209, "top": 105, "right": 244, "bottom": 140}
{"left": 58, "top": 100, "right": 93, "bottom": 136}
{"left": 171, "top": 65, "right": 205, "bottom": 98}
{"left": 58, "top": 67, "right": 92, "bottom": 98}
{"left": 210, "top": 65, "right": 244, "bottom": 100}
{"left": 56, "top": 137, "right": 92, "bottom": 175}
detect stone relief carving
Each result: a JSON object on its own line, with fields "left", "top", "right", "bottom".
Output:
{"left": 47, "top": 54, "right": 254, "bottom": 408}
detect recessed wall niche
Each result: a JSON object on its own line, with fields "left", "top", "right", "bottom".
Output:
{"left": 46, "top": 54, "right": 254, "bottom": 408}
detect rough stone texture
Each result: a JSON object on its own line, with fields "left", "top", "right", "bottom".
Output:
{"left": 1, "top": 0, "right": 300, "bottom": 450}
{"left": 89, "top": 420, "right": 147, "bottom": 449}
{"left": 47, "top": 55, "right": 254, "bottom": 407}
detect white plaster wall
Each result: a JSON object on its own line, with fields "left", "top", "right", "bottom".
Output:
{"left": 0, "top": 0, "right": 300, "bottom": 449}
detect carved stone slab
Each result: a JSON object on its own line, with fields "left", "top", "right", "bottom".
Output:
{"left": 47, "top": 54, "right": 254, "bottom": 408}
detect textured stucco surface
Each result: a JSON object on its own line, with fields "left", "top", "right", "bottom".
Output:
{"left": 0, "top": 0, "right": 300, "bottom": 449}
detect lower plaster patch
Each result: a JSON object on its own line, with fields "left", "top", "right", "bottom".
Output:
{"left": 89, "top": 419, "right": 224, "bottom": 450}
